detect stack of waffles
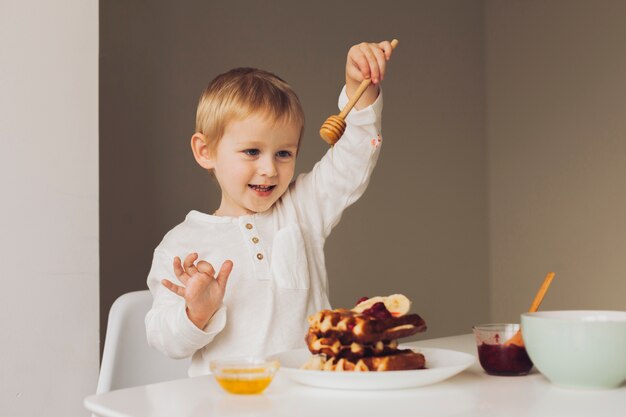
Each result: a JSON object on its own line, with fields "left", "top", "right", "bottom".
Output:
{"left": 302, "top": 295, "right": 427, "bottom": 371}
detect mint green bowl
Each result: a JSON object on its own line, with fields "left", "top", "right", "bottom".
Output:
{"left": 521, "top": 310, "right": 626, "bottom": 389}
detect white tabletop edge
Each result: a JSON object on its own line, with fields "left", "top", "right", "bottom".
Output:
{"left": 84, "top": 333, "right": 626, "bottom": 417}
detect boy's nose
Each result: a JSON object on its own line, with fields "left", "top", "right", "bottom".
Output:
{"left": 257, "top": 157, "right": 277, "bottom": 177}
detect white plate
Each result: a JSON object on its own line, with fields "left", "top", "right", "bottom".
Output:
{"left": 267, "top": 347, "right": 475, "bottom": 390}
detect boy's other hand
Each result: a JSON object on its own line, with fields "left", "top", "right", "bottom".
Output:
{"left": 161, "top": 253, "right": 233, "bottom": 329}
{"left": 346, "top": 40, "right": 394, "bottom": 110}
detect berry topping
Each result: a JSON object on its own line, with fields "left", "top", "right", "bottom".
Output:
{"left": 361, "top": 302, "right": 393, "bottom": 319}
{"left": 355, "top": 296, "right": 369, "bottom": 306}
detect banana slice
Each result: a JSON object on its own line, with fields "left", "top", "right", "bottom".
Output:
{"left": 352, "top": 294, "right": 411, "bottom": 317}
{"left": 384, "top": 294, "right": 412, "bottom": 317}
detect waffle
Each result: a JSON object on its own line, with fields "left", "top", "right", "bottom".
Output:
{"left": 302, "top": 349, "right": 426, "bottom": 372}
{"left": 307, "top": 308, "right": 427, "bottom": 344}
{"left": 306, "top": 329, "right": 399, "bottom": 360}
{"left": 303, "top": 297, "right": 427, "bottom": 372}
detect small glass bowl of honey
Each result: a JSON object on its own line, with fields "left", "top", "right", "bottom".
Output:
{"left": 210, "top": 357, "right": 280, "bottom": 394}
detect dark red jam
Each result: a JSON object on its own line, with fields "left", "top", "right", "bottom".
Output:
{"left": 362, "top": 302, "right": 393, "bottom": 319}
{"left": 356, "top": 296, "right": 369, "bottom": 305}
{"left": 477, "top": 343, "right": 533, "bottom": 376}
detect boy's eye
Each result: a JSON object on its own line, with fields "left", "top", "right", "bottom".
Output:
{"left": 276, "top": 150, "right": 292, "bottom": 158}
{"left": 243, "top": 149, "right": 260, "bottom": 156}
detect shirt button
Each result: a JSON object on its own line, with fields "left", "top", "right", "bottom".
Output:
{"left": 252, "top": 237, "right": 259, "bottom": 244}
{"left": 256, "top": 253, "right": 264, "bottom": 260}
{"left": 246, "top": 223, "right": 253, "bottom": 229}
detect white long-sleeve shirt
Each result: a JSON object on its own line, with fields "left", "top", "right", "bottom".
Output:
{"left": 145, "top": 87, "right": 383, "bottom": 376}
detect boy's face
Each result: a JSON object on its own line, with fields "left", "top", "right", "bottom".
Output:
{"left": 210, "top": 114, "right": 300, "bottom": 217}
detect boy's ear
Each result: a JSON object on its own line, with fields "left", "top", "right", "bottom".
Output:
{"left": 191, "top": 133, "right": 214, "bottom": 170}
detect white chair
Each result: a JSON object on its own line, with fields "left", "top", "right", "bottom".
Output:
{"left": 96, "top": 290, "right": 190, "bottom": 393}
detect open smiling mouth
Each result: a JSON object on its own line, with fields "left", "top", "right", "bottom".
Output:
{"left": 248, "top": 184, "right": 276, "bottom": 192}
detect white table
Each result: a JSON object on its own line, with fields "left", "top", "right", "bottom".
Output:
{"left": 84, "top": 334, "right": 626, "bottom": 417}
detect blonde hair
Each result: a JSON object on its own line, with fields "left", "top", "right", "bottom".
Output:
{"left": 195, "top": 68, "right": 305, "bottom": 151}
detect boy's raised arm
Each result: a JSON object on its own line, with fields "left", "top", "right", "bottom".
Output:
{"left": 345, "top": 41, "right": 394, "bottom": 110}
{"left": 289, "top": 40, "right": 395, "bottom": 237}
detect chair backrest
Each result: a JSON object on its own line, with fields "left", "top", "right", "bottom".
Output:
{"left": 96, "top": 290, "right": 189, "bottom": 393}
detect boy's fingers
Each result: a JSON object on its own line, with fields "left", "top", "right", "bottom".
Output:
{"left": 359, "top": 44, "right": 380, "bottom": 83}
{"left": 372, "top": 44, "right": 387, "bottom": 81}
{"left": 183, "top": 253, "right": 199, "bottom": 276}
{"left": 173, "top": 256, "right": 189, "bottom": 284}
{"left": 196, "top": 260, "right": 215, "bottom": 277}
{"left": 379, "top": 41, "right": 393, "bottom": 60}
{"left": 351, "top": 52, "right": 371, "bottom": 81}
{"left": 161, "top": 279, "right": 185, "bottom": 297}
{"left": 215, "top": 260, "right": 234, "bottom": 291}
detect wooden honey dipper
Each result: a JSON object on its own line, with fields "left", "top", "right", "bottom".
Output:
{"left": 319, "top": 39, "right": 399, "bottom": 145}
{"left": 504, "top": 272, "right": 555, "bottom": 346}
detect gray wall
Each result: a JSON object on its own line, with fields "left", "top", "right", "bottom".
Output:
{"left": 485, "top": 0, "right": 626, "bottom": 320}
{"left": 100, "top": 0, "right": 489, "bottom": 346}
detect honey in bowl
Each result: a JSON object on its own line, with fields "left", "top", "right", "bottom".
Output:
{"left": 210, "top": 358, "right": 279, "bottom": 394}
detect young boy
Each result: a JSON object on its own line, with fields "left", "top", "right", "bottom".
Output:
{"left": 146, "top": 41, "right": 394, "bottom": 376}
